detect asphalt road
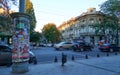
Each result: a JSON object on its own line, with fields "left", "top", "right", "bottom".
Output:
{"left": 31, "top": 46, "right": 120, "bottom": 64}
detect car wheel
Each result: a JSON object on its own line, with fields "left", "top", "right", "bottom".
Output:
{"left": 28, "top": 58, "right": 32, "bottom": 63}
{"left": 33, "top": 57, "right": 37, "bottom": 64}
{"left": 55, "top": 48, "right": 59, "bottom": 50}
{"left": 89, "top": 48, "right": 92, "bottom": 51}
{"left": 6, "top": 62, "right": 12, "bottom": 67}
{"left": 73, "top": 48, "right": 76, "bottom": 51}
{"left": 110, "top": 48, "right": 113, "bottom": 52}
{"left": 59, "top": 46, "right": 64, "bottom": 50}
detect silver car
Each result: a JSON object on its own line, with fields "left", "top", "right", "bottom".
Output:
{"left": 54, "top": 42, "right": 73, "bottom": 50}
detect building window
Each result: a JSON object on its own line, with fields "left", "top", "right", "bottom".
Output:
{"left": 82, "top": 19, "right": 85, "bottom": 22}
{"left": 90, "top": 18, "right": 94, "bottom": 23}
{"left": 98, "top": 18, "right": 102, "bottom": 24}
{"left": 0, "top": 26, "right": 1, "bottom": 30}
{"left": 99, "top": 18, "right": 102, "bottom": 21}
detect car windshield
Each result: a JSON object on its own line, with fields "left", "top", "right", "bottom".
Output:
{"left": 59, "top": 42, "right": 65, "bottom": 45}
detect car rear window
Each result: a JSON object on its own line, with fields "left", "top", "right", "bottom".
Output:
{"left": 102, "top": 44, "right": 110, "bottom": 46}
{"left": 0, "top": 45, "right": 11, "bottom": 52}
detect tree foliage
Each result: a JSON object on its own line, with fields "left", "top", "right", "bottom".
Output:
{"left": 0, "top": 16, "right": 13, "bottom": 34}
{"left": 25, "top": 0, "right": 39, "bottom": 43}
{"left": 42, "top": 23, "right": 61, "bottom": 43}
{"left": 25, "top": 0, "right": 36, "bottom": 32}
{"left": 100, "top": 0, "right": 120, "bottom": 44}
{"left": 93, "top": 16, "right": 117, "bottom": 35}
{"left": 0, "top": 0, "right": 18, "bottom": 10}
{"left": 30, "top": 31, "right": 42, "bottom": 43}
{"left": 100, "top": 0, "right": 120, "bottom": 17}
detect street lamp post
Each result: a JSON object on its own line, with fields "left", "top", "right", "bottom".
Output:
{"left": 19, "top": 0, "right": 26, "bottom": 13}
{"left": 115, "top": 12, "right": 120, "bottom": 46}
{"left": 116, "top": 21, "right": 119, "bottom": 46}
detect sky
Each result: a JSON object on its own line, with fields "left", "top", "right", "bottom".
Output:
{"left": 30, "top": 0, "right": 107, "bottom": 32}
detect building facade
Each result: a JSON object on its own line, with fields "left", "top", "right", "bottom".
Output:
{"left": 58, "top": 8, "right": 120, "bottom": 45}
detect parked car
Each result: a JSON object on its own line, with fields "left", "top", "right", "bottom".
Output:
{"left": 46, "top": 43, "right": 53, "bottom": 47}
{"left": 0, "top": 44, "right": 37, "bottom": 66}
{"left": 0, "top": 44, "right": 12, "bottom": 66}
{"left": 54, "top": 42, "right": 73, "bottom": 50}
{"left": 72, "top": 42, "right": 93, "bottom": 51}
{"left": 99, "top": 43, "right": 120, "bottom": 52}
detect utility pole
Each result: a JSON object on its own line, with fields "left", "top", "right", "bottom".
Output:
{"left": 19, "top": 0, "right": 25, "bottom": 13}
{"left": 116, "top": 21, "right": 119, "bottom": 46}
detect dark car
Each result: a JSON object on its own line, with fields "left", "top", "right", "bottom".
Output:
{"left": 0, "top": 45, "right": 37, "bottom": 66}
{"left": 99, "top": 44, "right": 120, "bottom": 52}
{"left": 72, "top": 42, "right": 92, "bottom": 51}
{"left": 0, "top": 45, "right": 12, "bottom": 66}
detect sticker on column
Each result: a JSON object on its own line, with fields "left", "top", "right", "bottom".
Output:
{"left": 16, "top": 22, "right": 25, "bottom": 29}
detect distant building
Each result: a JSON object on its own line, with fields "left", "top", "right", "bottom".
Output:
{"left": 58, "top": 8, "right": 119, "bottom": 45}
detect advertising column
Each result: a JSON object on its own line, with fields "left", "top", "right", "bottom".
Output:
{"left": 11, "top": 13, "right": 30, "bottom": 73}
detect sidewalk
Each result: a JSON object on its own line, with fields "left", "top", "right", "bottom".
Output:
{"left": 0, "top": 55, "right": 120, "bottom": 75}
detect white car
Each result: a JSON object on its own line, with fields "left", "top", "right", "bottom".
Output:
{"left": 54, "top": 42, "right": 73, "bottom": 50}
{"left": 46, "top": 43, "right": 53, "bottom": 47}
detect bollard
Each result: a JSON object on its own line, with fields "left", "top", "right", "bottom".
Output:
{"left": 72, "top": 55, "right": 75, "bottom": 61}
{"left": 85, "top": 54, "right": 88, "bottom": 59}
{"left": 54, "top": 56, "right": 58, "bottom": 63}
{"left": 106, "top": 53, "right": 109, "bottom": 56}
{"left": 115, "top": 52, "right": 117, "bottom": 55}
{"left": 61, "top": 53, "right": 67, "bottom": 66}
{"left": 97, "top": 53, "right": 100, "bottom": 58}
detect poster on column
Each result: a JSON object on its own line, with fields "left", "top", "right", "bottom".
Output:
{"left": 12, "top": 20, "right": 29, "bottom": 62}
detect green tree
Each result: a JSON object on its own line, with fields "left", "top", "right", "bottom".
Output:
{"left": 92, "top": 15, "right": 118, "bottom": 44}
{"left": 42, "top": 23, "right": 61, "bottom": 43}
{"left": 30, "top": 31, "right": 42, "bottom": 43}
{"left": 100, "top": 0, "right": 120, "bottom": 44}
{"left": 0, "top": 16, "right": 13, "bottom": 35}
{"left": 100, "top": 0, "right": 120, "bottom": 16}
{"left": 93, "top": 16, "right": 117, "bottom": 34}
{"left": 100, "top": 0, "right": 120, "bottom": 30}
{"left": 25, "top": 0, "right": 39, "bottom": 43}
{"left": 0, "top": 0, "right": 18, "bottom": 10}
{"left": 0, "top": 0, "right": 36, "bottom": 32}
{"left": 25, "top": 0, "right": 36, "bottom": 32}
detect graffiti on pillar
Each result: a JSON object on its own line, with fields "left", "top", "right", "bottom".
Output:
{"left": 12, "top": 17, "right": 29, "bottom": 62}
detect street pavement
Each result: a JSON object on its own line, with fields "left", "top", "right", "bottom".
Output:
{"left": 0, "top": 55, "right": 120, "bottom": 75}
